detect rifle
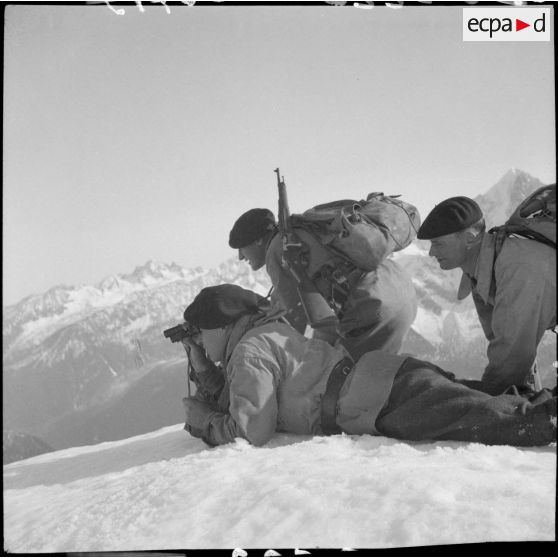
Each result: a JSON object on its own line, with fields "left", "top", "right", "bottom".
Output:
{"left": 274, "top": 168, "right": 339, "bottom": 339}
{"left": 274, "top": 168, "right": 307, "bottom": 281}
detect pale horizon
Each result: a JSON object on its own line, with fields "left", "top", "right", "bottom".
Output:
{"left": 3, "top": 3, "right": 556, "bottom": 306}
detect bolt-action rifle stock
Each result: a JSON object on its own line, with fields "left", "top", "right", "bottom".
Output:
{"left": 274, "top": 168, "right": 339, "bottom": 340}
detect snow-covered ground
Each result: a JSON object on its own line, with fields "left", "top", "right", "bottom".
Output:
{"left": 3, "top": 425, "right": 556, "bottom": 553}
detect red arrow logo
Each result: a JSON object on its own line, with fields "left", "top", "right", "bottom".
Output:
{"left": 516, "top": 18, "right": 530, "bottom": 31}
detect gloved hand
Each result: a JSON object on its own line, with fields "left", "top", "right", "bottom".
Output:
{"left": 182, "top": 397, "right": 215, "bottom": 440}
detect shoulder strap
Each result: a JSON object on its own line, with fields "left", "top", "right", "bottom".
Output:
{"left": 488, "top": 227, "right": 508, "bottom": 299}
{"left": 293, "top": 222, "right": 357, "bottom": 269}
{"left": 502, "top": 223, "right": 556, "bottom": 249}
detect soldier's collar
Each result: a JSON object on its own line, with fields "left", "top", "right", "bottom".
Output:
{"left": 457, "top": 234, "right": 490, "bottom": 301}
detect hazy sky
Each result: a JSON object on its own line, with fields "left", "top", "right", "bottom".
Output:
{"left": 3, "top": 2, "right": 555, "bottom": 305}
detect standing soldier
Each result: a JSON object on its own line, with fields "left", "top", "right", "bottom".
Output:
{"left": 228, "top": 208, "right": 417, "bottom": 360}
{"left": 417, "top": 196, "right": 556, "bottom": 396}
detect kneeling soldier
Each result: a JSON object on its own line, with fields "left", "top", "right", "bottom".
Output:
{"left": 229, "top": 208, "right": 417, "bottom": 360}
{"left": 180, "top": 284, "right": 556, "bottom": 448}
{"left": 418, "top": 195, "right": 556, "bottom": 395}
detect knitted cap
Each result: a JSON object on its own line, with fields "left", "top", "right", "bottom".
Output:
{"left": 417, "top": 196, "right": 483, "bottom": 239}
{"left": 229, "top": 208, "right": 277, "bottom": 249}
{"left": 184, "top": 284, "right": 269, "bottom": 329}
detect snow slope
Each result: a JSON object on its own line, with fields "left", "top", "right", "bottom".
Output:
{"left": 3, "top": 426, "right": 556, "bottom": 553}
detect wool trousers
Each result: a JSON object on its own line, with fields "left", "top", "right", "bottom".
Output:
{"left": 375, "top": 358, "right": 556, "bottom": 447}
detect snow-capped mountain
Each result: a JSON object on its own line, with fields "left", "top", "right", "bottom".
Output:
{"left": 475, "top": 167, "right": 547, "bottom": 229}
{"left": 3, "top": 169, "right": 555, "bottom": 461}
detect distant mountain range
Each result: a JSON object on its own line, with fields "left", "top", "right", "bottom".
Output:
{"left": 3, "top": 431, "right": 53, "bottom": 465}
{"left": 3, "top": 168, "right": 556, "bottom": 463}
{"left": 3, "top": 258, "right": 272, "bottom": 461}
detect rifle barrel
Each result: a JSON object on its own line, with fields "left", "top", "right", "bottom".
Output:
{"left": 275, "top": 167, "right": 291, "bottom": 234}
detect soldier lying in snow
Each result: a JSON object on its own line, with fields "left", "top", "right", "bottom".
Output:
{"left": 179, "top": 284, "right": 556, "bottom": 448}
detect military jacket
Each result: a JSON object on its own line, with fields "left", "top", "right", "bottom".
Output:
{"left": 199, "top": 320, "right": 406, "bottom": 446}
{"left": 457, "top": 233, "right": 556, "bottom": 394}
{"left": 265, "top": 229, "right": 417, "bottom": 357}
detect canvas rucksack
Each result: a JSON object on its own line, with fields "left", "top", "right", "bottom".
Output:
{"left": 489, "top": 183, "right": 556, "bottom": 254}
{"left": 487, "top": 183, "right": 556, "bottom": 304}
{"left": 289, "top": 192, "right": 421, "bottom": 273}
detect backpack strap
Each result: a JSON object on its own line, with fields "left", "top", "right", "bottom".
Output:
{"left": 487, "top": 222, "right": 557, "bottom": 299}
{"left": 291, "top": 223, "right": 360, "bottom": 312}
{"left": 487, "top": 226, "right": 508, "bottom": 299}
{"left": 501, "top": 223, "right": 556, "bottom": 249}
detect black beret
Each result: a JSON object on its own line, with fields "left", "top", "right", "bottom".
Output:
{"left": 184, "top": 284, "right": 270, "bottom": 329}
{"left": 229, "top": 208, "right": 277, "bottom": 249}
{"left": 417, "top": 196, "right": 483, "bottom": 239}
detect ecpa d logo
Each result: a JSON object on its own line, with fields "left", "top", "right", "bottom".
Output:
{"left": 463, "top": 7, "right": 551, "bottom": 42}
